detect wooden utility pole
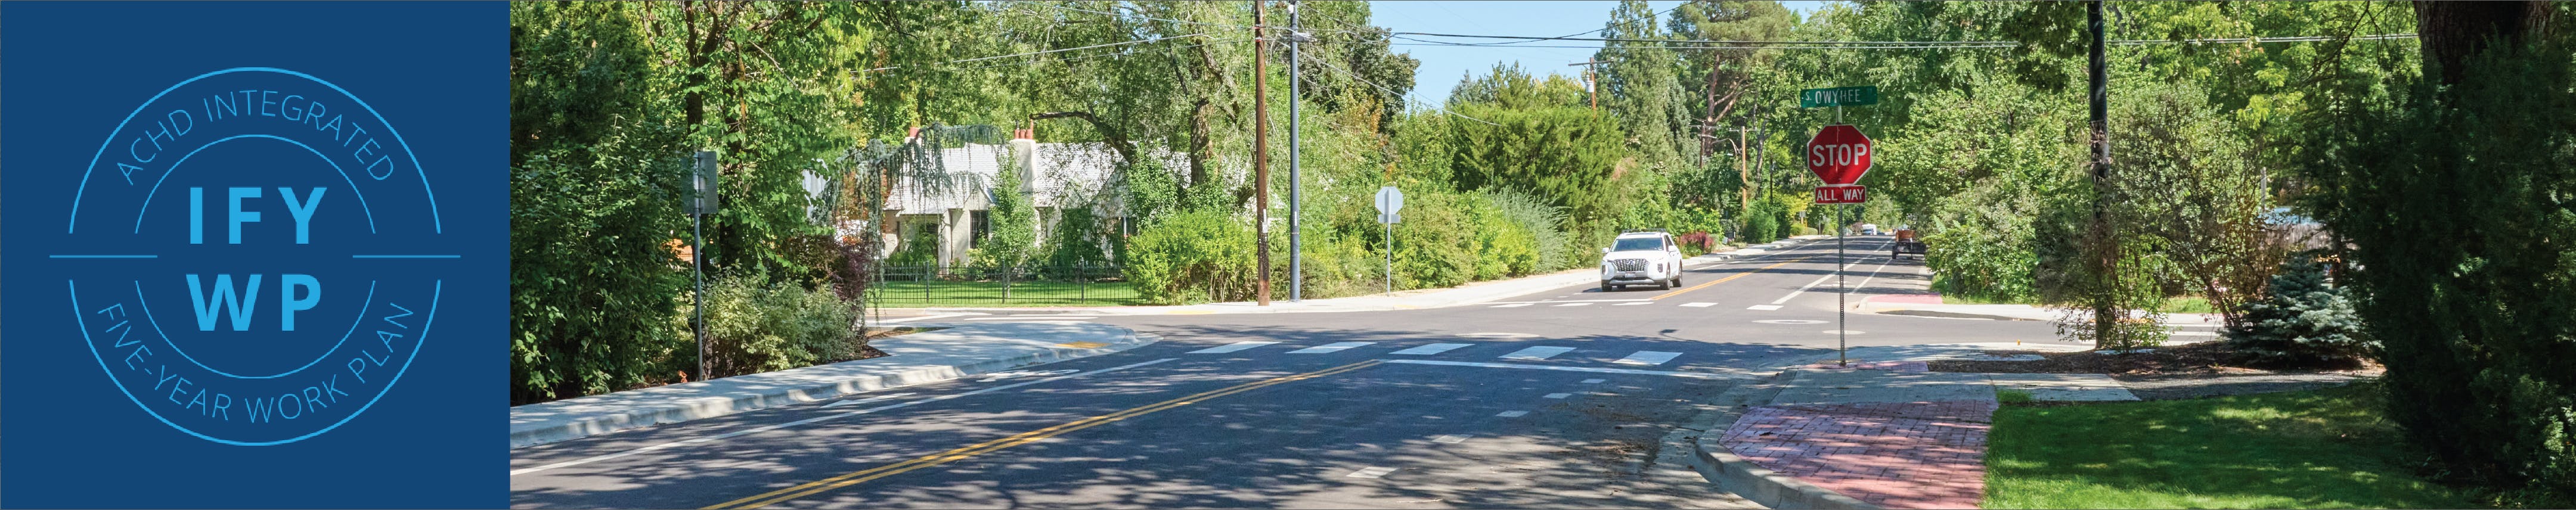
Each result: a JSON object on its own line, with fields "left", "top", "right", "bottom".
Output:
{"left": 1568, "top": 60, "right": 1608, "bottom": 111}
{"left": 1253, "top": 1, "right": 1272, "bottom": 306}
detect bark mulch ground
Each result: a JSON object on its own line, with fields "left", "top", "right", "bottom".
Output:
{"left": 1926, "top": 341, "right": 2376, "bottom": 376}
{"left": 1929, "top": 341, "right": 2383, "bottom": 400}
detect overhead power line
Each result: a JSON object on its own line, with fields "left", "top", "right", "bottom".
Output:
{"left": 1361, "top": 33, "right": 2417, "bottom": 51}
{"left": 1309, "top": 55, "right": 1499, "bottom": 126}
{"left": 863, "top": 32, "right": 1210, "bottom": 73}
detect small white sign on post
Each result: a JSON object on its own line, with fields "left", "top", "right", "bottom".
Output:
{"left": 1375, "top": 186, "right": 1404, "bottom": 218}
{"left": 1374, "top": 186, "right": 1403, "bottom": 296}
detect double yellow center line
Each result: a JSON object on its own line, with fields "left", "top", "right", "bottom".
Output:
{"left": 704, "top": 360, "right": 1384, "bottom": 509}
{"left": 1650, "top": 257, "right": 1809, "bottom": 300}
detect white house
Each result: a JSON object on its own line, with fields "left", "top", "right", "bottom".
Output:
{"left": 873, "top": 128, "right": 1181, "bottom": 267}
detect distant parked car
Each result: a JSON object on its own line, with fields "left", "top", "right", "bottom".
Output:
{"left": 1861, "top": 223, "right": 1881, "bottom": 235}
{"left": 1892, "top": 228, "right": 1927, "bottom": 260}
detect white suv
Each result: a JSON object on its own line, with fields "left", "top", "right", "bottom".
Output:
{"left": 1601, "top": 230, "right": 1686, "bottom": 291}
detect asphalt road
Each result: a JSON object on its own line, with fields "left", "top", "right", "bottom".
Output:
{"left": 509, "top": 235, "right": 2060, "bottom": 509}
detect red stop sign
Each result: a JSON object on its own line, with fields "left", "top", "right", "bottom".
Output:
{"left": 1806, "top": 125, "right": 1873, "bottom": 185}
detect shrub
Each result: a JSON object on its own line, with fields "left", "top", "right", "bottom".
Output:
{"left": 1483, "top": 188, "right": 1573, "bottom": 270}
{"left": 1121, "top": 210, "right": 1256, "bottom": 304}
{"left": 685, "top": 270, "right": 861, "bottom": 378}
{"left": 2227, "top": 254, "right": 2372, "bottom": 366}
{"left": 1393, "top": 192, "right": 1479, "bottom": 289}
{"left": 1681, "top": 231, "right": 1721, "bottom": 256}
{"left": 1741, "top": 208, "right": 1781, "bottom": 244}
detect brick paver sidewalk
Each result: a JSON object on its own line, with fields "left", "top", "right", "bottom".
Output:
{"left": 1719, "top": 400, "right": 1998, "bottom": 509}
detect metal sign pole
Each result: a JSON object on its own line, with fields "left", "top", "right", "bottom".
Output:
{"left": 1384, "top": 222, "right": 1393, "bottom": 297}
{"left": 693, "top": 209, "right": 706, "bottom": 381}
{"left": 1838, "top": 204, "right": 1847, "bottom": 367}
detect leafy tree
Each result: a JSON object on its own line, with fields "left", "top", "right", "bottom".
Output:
{"left": 509, "top": 1, "right": 694, "bottom": 403}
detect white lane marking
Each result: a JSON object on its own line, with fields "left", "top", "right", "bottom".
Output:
{"left": 1483, "top": 298, "right": 1656, "bottom": 304}
{"left": 1681, "top": 302, "right": 1717, "bottom": 307}
{"left": 977, "top": 369, "right": 1080, "bottom": 382}
{"left": 1496, "top": 410, "right": 1529, "bottom": 417}
{"left": 1288, "top": 341, "right": 1377, "bottom": 354}
{"left": 1544, "top": 393, "right": 1574, "bottom": 399}
{"left": 1491, "top": 303, "right": 1533, "bottom": 308}
{"left": 1377, "top": 359, "right": 1756, "bottom": 380}
{"left": 963, "top": 314, "right": 1092, "bottom": 319}
{"left": 1849, "top": 259, "right": 1897, "bottom": 293}
{"left": 1766, "top": 246, "right": 1893, "bottom": 305}
{"left": 1498, "top": 346, "right": 1576, "bottom": 360}
{"left": 1580, "top": 378, "right": 1606, "bottom": 384}
{"left": 1389, "top": 343, "right": 1473, "bottom": 356}
{"left": 879, "top": 313, "right": 965, "bottom": 324}
{"left": 1747, "top": 304, "right": 1783, "bottom": 310}
{"left": 1348, "top": 467, "right": 1399, "bottom": 478}
{"left": 820, "top": 392, "right": 919, "bottom": 408}
{"left": 1771, "top": 272, "right": 1843, "bottom": 304}
{"left": 1614, "top": 301, "right": 1655, "bottom": 306}
{"left": 1433, "top": 434, "right": 1471, "bottom": 444}
{"left": 509, "top": 357, "right": 1179, "bottom": 476}
{"left": 1552, "top": 302, "right": 1593, "bottom": 307}
{"left": 1614, "top": 351, "right": 1682, "bottom": 366}
{"left": 1186, "top": 341, "right": 1281, "bottom": 354}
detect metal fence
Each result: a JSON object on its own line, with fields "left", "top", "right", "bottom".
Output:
{"left": 867, "top": 264, "right": 1137, "bottom": 307}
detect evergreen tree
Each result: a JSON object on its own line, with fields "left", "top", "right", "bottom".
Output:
{"left": 2226, "top": 254, "right": 2372, "bottom": 366}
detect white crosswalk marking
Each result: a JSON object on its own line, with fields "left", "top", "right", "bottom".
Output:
{"left": 1496, "top": 411, "right": 1529, "bottom": 418}
{"left": 1614, "top": 351, "right": 1682, "bottom": 366}
{"left": 1552, "top": 302, "right": 1592, "bottom": 307}
{"left": 1186, "top": 341, "right": 1279, "bottom": 354}
{"left": 1433, "top": 434, "right": 1471, "bottom": 444}
{"left": 1614, "top": 301, "right": 1654, "bottom": 306}
{"left": 1287, "top": 341, "right": 1375, "bottom": 353}
{"left": 1348, "top": 467, "right": 1399, "bottom": 478}
{"left": 1681, "top": 302, "right": 1717, "bottom": 307}
{"left": 1543, "top": 393, "right": 1573, "bottom": 399}
{"left": 1491, "top": 303, "right": 1533, "bottom": 308}
{"left": 1389, "top": 343, "right": 1473, "bottom": 355}
{"left": 1747, "top": 304, "right": 1783, "bottom": 310}
{"left": 1499, "top": 346, "right": 1575, "bottom": 360}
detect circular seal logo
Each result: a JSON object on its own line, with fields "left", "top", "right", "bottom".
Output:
{"left": 62, "top": 68, "right": 445, "bottom": 446}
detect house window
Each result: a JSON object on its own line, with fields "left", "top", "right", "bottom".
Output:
{"left": 969, "top": 210, "right": 990, "bottom": 248}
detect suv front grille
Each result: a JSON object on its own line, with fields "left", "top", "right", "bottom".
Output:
{"left": 1612, "top": 259, "right": 1648, "bottom": 272}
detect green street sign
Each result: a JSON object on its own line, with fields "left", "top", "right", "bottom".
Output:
{"left": 1800, "top": 86, "right": 1878, "bottom": 108}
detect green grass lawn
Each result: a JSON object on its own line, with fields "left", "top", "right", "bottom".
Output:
{"left": 1985, "top": 382, "right": 2481, "bottom": 509}
{"left": 866, "top": 280, "right": 1143, "bottom": 307}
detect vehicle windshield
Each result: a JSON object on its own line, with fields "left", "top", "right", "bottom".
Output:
{"left": 1611, "top": 237, "right": 1664, "bottom": 251}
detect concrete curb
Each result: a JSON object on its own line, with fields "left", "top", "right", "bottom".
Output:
{"left": 508, "top": 323, "right": 1155, "bottom": 449}
{"left": 1682, "top": 372, "right": 1883, "bottom": 510}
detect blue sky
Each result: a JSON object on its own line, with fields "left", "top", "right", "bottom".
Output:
{"left": 1366, "top": 1, "right": 1827, "bottom": 106}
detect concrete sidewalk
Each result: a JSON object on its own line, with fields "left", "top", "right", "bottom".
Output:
{"left": 508, "top": 322, "right": 1154, "bottom": 449}
{"left": 1860, "top": 293, "right": 2227, "bottom": 325}
{"left": 884, "top": 240, "right": 1822, "bottom": 318}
